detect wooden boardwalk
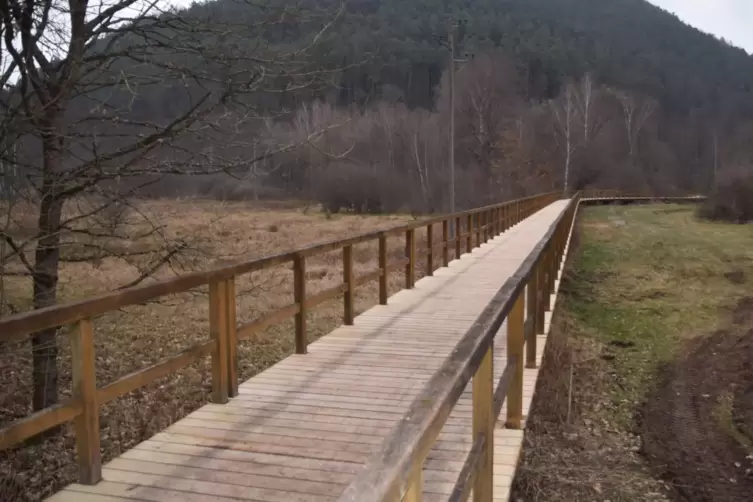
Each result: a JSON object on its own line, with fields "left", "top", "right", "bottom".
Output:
{"left": 47, "top": 200, "right": 571, "bottom": 502}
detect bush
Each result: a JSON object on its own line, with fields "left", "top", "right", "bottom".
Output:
{"left": 315, "top": 163, "right": 407, "bottom": 214}
{"left": 698, "top": 169, "right": 753, "bottom": 223}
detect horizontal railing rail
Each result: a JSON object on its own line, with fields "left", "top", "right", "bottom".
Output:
{"left": 337, "top": 194, "right": 578, "bottom": 502}
{"left": 0, "top": 191, "right": 562, "bottom": 485}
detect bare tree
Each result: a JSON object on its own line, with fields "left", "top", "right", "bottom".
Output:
{"left": 0, "top": 0, "right": 341, "bottom": 414}
{"left": 612, "top": 90, "right": 656, "bottom": 157}
{"left": 550, "top": 81, "right": 577, "bottom": 194}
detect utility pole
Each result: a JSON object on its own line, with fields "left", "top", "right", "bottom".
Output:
{"left": 449, "top": 21, "right": 456, "bottom": 218}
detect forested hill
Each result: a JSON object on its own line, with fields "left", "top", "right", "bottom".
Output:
{"left": 232, "top": 0, "right": 753, "bottom": 116}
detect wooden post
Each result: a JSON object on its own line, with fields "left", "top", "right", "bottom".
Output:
{"left": 405, "top": 229, "right": 415, "bottom": 289}
{"left": 442, "top": 219, "right": 449, "bottom": 267}
{"left": 535, "top": 260, "right": 546, "bottom": 335}
{"left": 466, "top": 214, "right": 473, "bottom": 253}
{"left": 455, "top": 216, "right": 462, "bottom": 259}
{"left": 475, "top": 213, "right": 482, "bottom": 247}
{"left": 404, "top": 465, "right": 424, "bottom": 502}
{"left": 210, "top": 279, "right": 229, "bottom": 404}
{"left": 226, "top": 278, "right": 238, "bottom": 397}
{"left": 293, "top": 254, "right": 307, "bottom": 354}
{"left": 526, "top": 268, "right": 538, "bottom": 369}
{"left": 549, "top": 241, "right": 557, "bottom": 294}
{"left": 482, "top": 211, "right": 488, "bottom": 243}
{"left": 426, "top": 224, "right": 434, "bottom": 276}
{"left": 378, "top": 234, "right": 388, "bottom": 305}
{"left": 343, "top": 245, "right": 355, "bottom": 325}
{"left": 506, "top": 293, "right": 525, "bottom": 429}
{"left": 71, "top": 318, "right": 101, "bottom": 485}
{"left": 473, "top": 344, "right": 494, "bottom": 502}
{"left": 543, "top": 253, "right": 552, "bottom": 313}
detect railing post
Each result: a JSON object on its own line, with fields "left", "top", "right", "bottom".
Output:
{"left": 483, "top": 211, "right": 489, "bottom": 243}
{"left": 548, "top": 240, "right": 557, "bottom": 295}
{"left": 506, "top": 292, "right": 524, "bottom": 429}
{"left": 71, "top": 318, "right": 101, "bottom": 485}
{"left": 210, "top": 279, "right": 230, "bottom": 403}
{"left": 427, "top": 224, "right": 434, "bottom": 276}
{"left": 475, "top": 213, "right": 482, "bottom": 247}
{"left": 293, "top": 254, "right": 307, "bottom": 354}
{"left": 343, "top": 245, "right": 355, "bottom": 325}
{"left": 536, "top": 260, "right": 546, "bottom": 334}
{"left": 226, "top": 278, "right": 238, "bottom": 397}
{"left": 404, "top": 465, "right": 424, "bottom": 502}
{"left": 455, "top": 216, "right": 462, "bottom": 259}
{"left": 442, "top": 219, "right": 449, "bottom": 267}
{"left": 378, "top": 234, "right": 388, "bottom": 305}
{"left": 526, "top": 267, "right": 538, "bottom": 369}
{"left": 405, "top": 229, "right": 416, "bottom": 288}
{"left": 473, "top": 343, "right": 494, "bottom": 502}
{"left": 466, "top": 214, "right": 473, "bottom": 253}
{"left": 544, "top": 245, "right": 553, "bottom": 312}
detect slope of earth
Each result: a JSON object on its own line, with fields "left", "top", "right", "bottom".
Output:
{"left": 512, "top": 203, "right": 753, "bottom": 501}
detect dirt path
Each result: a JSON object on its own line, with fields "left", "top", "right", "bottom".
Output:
{"left": 641, "top": 299, "right": 753, "bottom": 502}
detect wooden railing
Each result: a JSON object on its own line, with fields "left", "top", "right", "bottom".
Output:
{"left": 337, "top": 195, "right": 579, "bottom": 502}
{"left": 336, "top": 190, "right": 706, "bottom": 502}
{"left": 0, "top": 191, "right": 561, "bottom": 485}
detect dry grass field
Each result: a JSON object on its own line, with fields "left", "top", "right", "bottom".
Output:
{"left": 0, "top": 198, "right": 437, "bottom": 501}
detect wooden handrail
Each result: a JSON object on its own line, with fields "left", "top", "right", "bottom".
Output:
{"left": 0, "top": 191, "right": 561, "bottom": 484}
{"left": 0, "top": 193, "right": 557, "bottom": 340}
{"left": 336, "top": 196, "right": 580, "bottom": 502}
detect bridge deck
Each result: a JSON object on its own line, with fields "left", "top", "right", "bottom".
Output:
{"left": 47, "top": 200, "right": 570, "bottom": 502}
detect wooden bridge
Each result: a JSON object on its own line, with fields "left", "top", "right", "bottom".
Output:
{"left": 0, "top": 191, "right": 696, "bottom": 502}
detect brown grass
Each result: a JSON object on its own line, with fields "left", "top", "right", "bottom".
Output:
{"left": 0, "top": 198, "right": 446, "bottom": 501}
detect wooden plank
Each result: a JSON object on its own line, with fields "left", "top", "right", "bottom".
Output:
{"left": 118, "top": 449, "right": 355, "bottom": 484}
{"left": 104, "top": 458, "right": 344, "bottom": 496}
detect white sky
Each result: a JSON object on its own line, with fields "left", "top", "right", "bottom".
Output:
{"left": 648, "top": 0, "right": 753, "bottom": 54}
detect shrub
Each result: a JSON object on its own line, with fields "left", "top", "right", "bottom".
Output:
{"left": 698, "top": 169, "right": 753, "bottom": 223}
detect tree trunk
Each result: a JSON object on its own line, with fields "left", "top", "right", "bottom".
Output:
{"left": 31, "top": 136, "right": 65, "bottom": 414}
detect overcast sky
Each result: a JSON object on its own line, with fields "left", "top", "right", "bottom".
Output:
{"left": 648, "top": 0, "right": 753, "bottom": 54}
